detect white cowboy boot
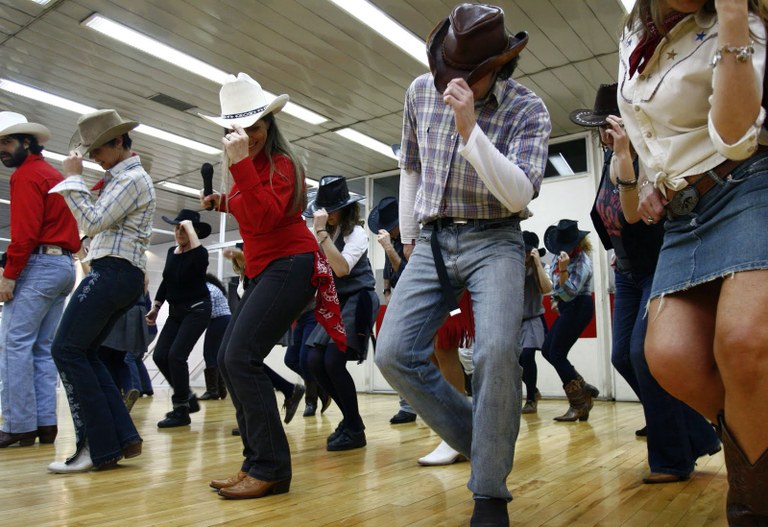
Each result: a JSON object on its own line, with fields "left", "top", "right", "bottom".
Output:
{"left": 417, "top": 440, "right": 467, "bottom": 466}
{"left": 48, "top": 444, "right": 94, "bottom": 473}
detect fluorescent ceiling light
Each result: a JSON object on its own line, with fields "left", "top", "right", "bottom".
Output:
{"left": 329, "top": 0, "right": 428, "bottom": 67}
{"left": 0, "top": 79, "right": 95, "bottom": 114}
{"left": 152, "top": 228, "right": 175, "bottom": 235}
{"left": 0, "top": 78, "right": 220, "bottom": 155}
{"left": 548, "top": 153, "right": 574, "bottom": 176}
{"left": 28, "top": 0, "right": 53, "bottom": 5}
{"left": 0, "top": 199, "right": 10, "bottom": 205}
{"left": 305, "top": 178, "right": 319, "bottom": 188}
{"left": 335, "top": 128, "right": 398, "bottom": 160}
{"left": 619, "top": 0, "right": 635, "bottom": 12}
{"left": 43, "top": 151, "right": 103, "bottom": 172}
{"left": 160, "top": 181, "right": 201, "bottom": 196}
{"left": 81, "top": 14, "right": 328, "bottom": 125}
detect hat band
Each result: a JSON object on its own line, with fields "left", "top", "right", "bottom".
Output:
{"left": 223, "top": 105, "right": 267, "bottom": 120}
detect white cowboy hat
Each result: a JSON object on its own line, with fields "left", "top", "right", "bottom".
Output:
{"left": 0, "top": 111, "right": 51, "bottom": 143}
{"left": 69, "top": 109, "right": 139, "bottom": 155}
{"left": 199, "top": 72, "right": 289, "bottom": 129}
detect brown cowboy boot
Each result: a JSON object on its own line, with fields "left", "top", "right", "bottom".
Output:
{"left": 199, "top": 368, "right": 220, "bottom": 400}
{"left": 719, "top": 415, "right": 768, "bottom": 526}
{"left": 553, "top": 378, "right": 591, "bottom": 422}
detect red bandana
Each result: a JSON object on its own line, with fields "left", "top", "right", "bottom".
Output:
{"left": 628, "top": 11, "right": 688, "bottom": 79}
{"left": 312, "top": 251, "right": 347, "bottom": 351}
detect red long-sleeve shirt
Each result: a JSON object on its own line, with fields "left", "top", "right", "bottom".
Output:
{"left": 218, "top": 152, "right": 316, "bottom": 278}
{"left": 4, "top": 154, "right": 81, "bottom": 280}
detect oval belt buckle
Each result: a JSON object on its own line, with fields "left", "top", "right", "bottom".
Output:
{"left": 668, "top": 185, "right": 700, "bottom": 217}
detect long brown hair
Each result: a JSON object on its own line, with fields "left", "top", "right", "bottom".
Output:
{"left": 261, "top": 113, "right": 306, "bottom": 215}
{"left": 623, "top": 0, "right": 768, "bottom": 38}
{"left": 327, "top": 202, "right": 363, "bottom": 238}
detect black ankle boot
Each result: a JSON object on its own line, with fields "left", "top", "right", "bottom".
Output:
{"left": 157, "top": 406, "right": 191, "bottom": 428}
{"left": 470, "top": 498, "right": 509, "bottom": 527}
{"left": 199, "top": 368, "right": 220, "bottom": 400}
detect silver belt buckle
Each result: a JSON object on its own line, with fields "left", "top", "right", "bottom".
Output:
{"left": 42, "top": 245, "right": 63, "bottom": 256}
{"left": 453, "top": 218, "right": 468, "bottom": 225}
{"left": 667, "top": 186, "right": 700, "bottom": 218}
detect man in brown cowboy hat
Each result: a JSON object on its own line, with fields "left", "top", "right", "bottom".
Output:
{"left": 0, "top": 112, "right": 80, "bottom": 449}
{"left": 45, "top": 109, "right": 156, "bottom": 473}
{"left": 375, "top": 4, "right": 550, "bottom": 525}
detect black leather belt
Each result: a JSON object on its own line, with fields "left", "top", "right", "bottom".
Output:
{"left": 35, "top": 245, "right": 71, "bottom": 256}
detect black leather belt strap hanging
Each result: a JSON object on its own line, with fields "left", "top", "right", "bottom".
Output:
{"left": 430, "top": 227, "right": 461, "bottom": 317}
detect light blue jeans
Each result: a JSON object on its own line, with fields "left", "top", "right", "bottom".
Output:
{"left": 0, "top": 254, "right": 75, "bottom": 433}
{"left": 376, "top": 218, "right": 525, "bottom": 500}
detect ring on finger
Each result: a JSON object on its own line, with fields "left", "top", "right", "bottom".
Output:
{"left": 646, "top": 215, "right": 654, "bottom": 223}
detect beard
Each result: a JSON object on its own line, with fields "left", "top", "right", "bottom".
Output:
{"left": 0, "top": 143, "right": 28, "bottom": 168}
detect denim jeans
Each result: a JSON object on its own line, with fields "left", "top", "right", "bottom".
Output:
{"left": 153, "top": 298, "right": 211, "bottom": 406}
{"left": 542, "top": 294, "right": 594, "bottom": 384}
{"left": 284, "top": 309, "right": 318, "bottom": 381}
{"left": 218, "top": 253, "right": 315, "bottom": 481}
{"left": 0, "top": 254, "right": 75, "bottom": 433}
{"left": 616, "top": 270, "right": 720, "bottom": 476}
{"left": 203, "top": 315, "right": 230, "bottom": 368}
{"left": 376, "top": 219, "right": 525, "bottom": 500}
{"left": 52, "top": 257, "right": 144, "bottom": 466}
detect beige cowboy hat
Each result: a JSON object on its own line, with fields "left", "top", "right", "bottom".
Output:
{"left": 0, "top": 111, "right": 51, "bottom": 143}
{"left": 69, "top": 109, "right": 139, "bottom": 155}
{"left": 427, "top": 3, "right": 529, "bottom": 94}
{"left": 199, "top": 72, "right": 289, "bottom": 130}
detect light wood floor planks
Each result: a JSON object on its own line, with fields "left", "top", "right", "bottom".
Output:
{"left": 0, "top": 390, "right": 728, "bottom": 526}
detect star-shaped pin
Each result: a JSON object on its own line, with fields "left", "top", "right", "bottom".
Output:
{"left": 667, "top": 50, "right": 678, "bottom": 60}
{"left": 695, "top": 32, "right": 706, "bottom": 41}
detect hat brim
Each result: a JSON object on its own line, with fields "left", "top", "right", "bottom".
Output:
{"left": 367, "top": 208, "right": 398, "bottom": 234}
{"left": 427, "top": 18, "right": 529, "bottom": 94}
{"left": 161, "top": 215, "right": 212, "bottom": 240}
{"left": 198, "top": 94, "right": 289, "bottom": 130}
{"left": 0, "top": 122, "right": 51, "bottom": 144}
{"left": 569, "top": 109, "right": 610, "bottom": 128}
{"left": 544, "top": 225, "right": 590, "bottom": 254}
{"left": 302, "top": 194, "right": 365, "bottom": 218}
{"left": 69, "top": 121, "right": 139, "bottom": 155}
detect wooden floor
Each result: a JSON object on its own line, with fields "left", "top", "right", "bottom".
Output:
{"left": 0, "top": 390, "right": 728, "bottom": 527}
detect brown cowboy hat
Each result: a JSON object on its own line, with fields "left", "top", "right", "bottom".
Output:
{"left": 69, "top": 109, "right": 139, "bottom": 155}
{"left": 427, "top": 3, "right": 529, "bottom": 94}
{"left": 569, "top": 83, "right": 619, "bottom": 128}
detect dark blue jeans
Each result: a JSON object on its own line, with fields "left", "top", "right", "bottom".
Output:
{"left": 284, "top": 309, "right": 318, "bottom": 381}
{"left": 153, "top": 298, "right": 211, "bottom": 406}
{"left": 615, "top": 270, "right": 720, "bottom": 476}
{"left": 52, "top": 257, "right": 144, "bottom": 467}
{"left": 218, "top": 253, "right": 316, "bottom": 482}
{"left": 542, "top": 294, "right": 594, "bottom": 384}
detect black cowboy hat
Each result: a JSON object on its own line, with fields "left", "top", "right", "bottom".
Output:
{"left": 427, "top": 3, "right": 528, "bottom": 94}
{"left": 161, "top": 209, "right": 212, "bottom": 239}
{"left": 368, "top": 196, "right": 399, "bottom": 233}
{"left": 303, "top": 175, "right": 365, "bottom": 218}
{"left": 523, "top": 231, "right": 546, "bottom": 257}
{"left": 569, "top": 83, "right": 619, "bottom": 128}
{"left": 544, "top": 219, "right": 589, "bottom": 254}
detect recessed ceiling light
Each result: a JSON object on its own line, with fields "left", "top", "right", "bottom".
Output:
{"left": 334, "top": 128, "right": 398, "bottom": 160}
{"left": 329, "top": 0, "right": 428, "bottom": 67}
{"left": 81, "top": 14, "right": 328, "bottom": 126}
{"left": 0, "top": 78, "right": 220, "bottom": 155}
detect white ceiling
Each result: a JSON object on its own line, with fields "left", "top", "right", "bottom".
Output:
{"left": 0, "top": 0, "right": 626, "bottom": 250}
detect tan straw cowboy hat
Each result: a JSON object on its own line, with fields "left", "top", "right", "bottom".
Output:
{"left": 69, "top": 109, "right": 139, "bottom": 155}
{"left": 199, "top": 72, "right": 289, "bottom": 129}
{"left": 0, "top": 111, "right": 51, "bottom": 143}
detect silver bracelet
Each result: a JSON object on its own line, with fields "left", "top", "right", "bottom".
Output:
{"left": 712, "top": 41, "right": 755, "bottom": 68}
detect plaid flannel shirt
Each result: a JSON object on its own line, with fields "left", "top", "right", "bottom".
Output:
{"left": 50, "top": 155, "right": 156, "bottom": 270}
{"left": 400, "top": 73, "right": 550, "bottom": 223}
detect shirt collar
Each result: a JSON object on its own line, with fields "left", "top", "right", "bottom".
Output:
{"left": 106, "top": 153, "right": 142, "bottom": 179}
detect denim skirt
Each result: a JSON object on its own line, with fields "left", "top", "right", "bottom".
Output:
{"left": 651, "top": 150, "right": 768, "bottom": 299}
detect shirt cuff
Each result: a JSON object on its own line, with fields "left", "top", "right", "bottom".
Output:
{"left": 49, "top": 176, "right": 90, "bottom": 194}
{"left": 708, "top": 106, "right": 765, "bottom": 161}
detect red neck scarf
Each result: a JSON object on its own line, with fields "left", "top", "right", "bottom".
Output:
{"left": 628, "top": 11, "right": 688, "bottom": 79}
{"left": 312, "top": 252, "right": 347, "bottom": 351}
